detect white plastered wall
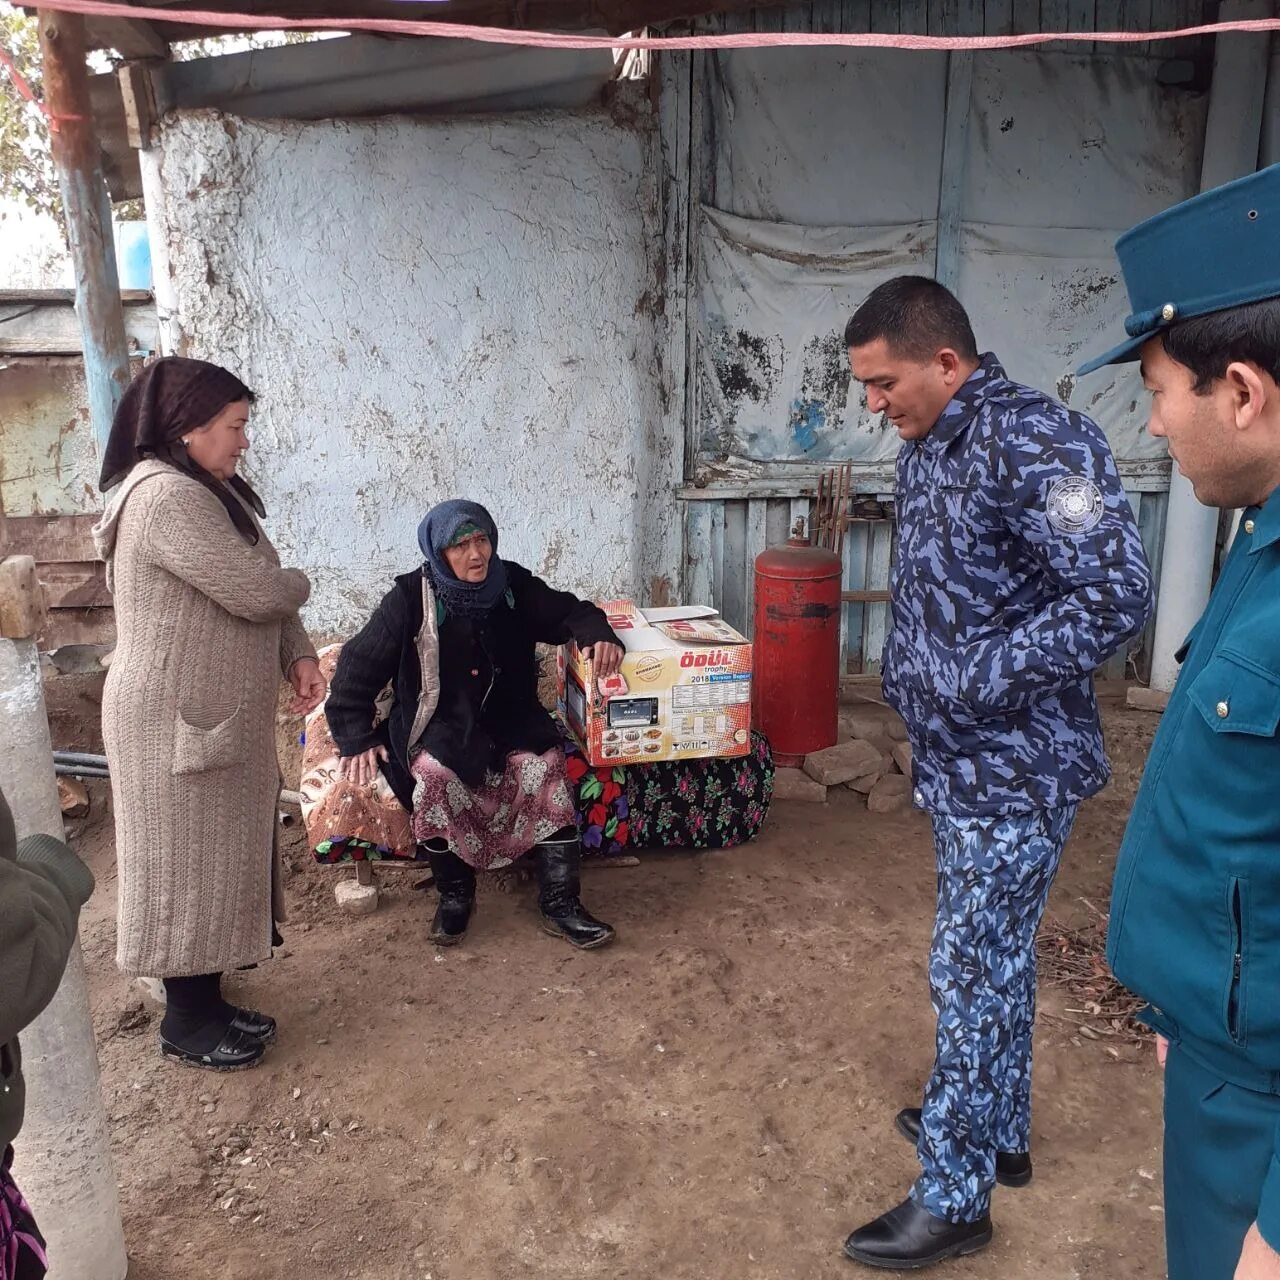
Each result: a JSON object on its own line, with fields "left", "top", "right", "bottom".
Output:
{"left": 145, "top": 108, "right": 678, "bottom": 633}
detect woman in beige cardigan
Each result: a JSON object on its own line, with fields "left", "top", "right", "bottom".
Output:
{"left": 95, "top": 358, "right": 324, "bottom": 1072}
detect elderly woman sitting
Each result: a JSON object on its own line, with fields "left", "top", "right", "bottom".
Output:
{"left": 325, "top": 500, "right": 623, "bottom": 949}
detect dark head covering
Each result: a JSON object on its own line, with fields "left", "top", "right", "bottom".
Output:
{"left": 417, "top": 500, "right": 509, "bottom": 619}
{"left": 100, "top": 357, "right": 264, "bottom": 544}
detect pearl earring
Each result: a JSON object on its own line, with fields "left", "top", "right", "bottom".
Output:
{"left": 181, "top": 437, "right": 191, "bottom": 446}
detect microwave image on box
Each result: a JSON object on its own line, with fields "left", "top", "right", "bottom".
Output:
{"left": 606, "top": 698, "right": 660, "bottom": 729}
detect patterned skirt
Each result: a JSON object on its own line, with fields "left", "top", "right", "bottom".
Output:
{"left": 409, "top": 747, "right": 575, "bottom": 871}
{"left": 563, "top": 730, "right": 774, "bottom": 854}
{"left": 0, "top": 1150, "right": 46, "bottom": 1280}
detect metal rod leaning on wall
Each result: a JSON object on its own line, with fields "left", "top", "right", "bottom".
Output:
{"left": 44, "top": 750, "right": 306, "bottom": 804}
{"left": 38, "top": 10, "right": 133, "bottom": 458}
{"left": 0, "top": 557, "right": 128, "bottom": 1280}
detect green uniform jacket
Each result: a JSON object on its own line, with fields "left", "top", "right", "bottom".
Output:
{"left": 1109, "top": 496, "right": 1280, "bottom": 1235}
{"left": 0, "top": 788, "right": 95, "bottom": 1153}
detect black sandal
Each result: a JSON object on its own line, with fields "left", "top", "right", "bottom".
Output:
{"left": 160, "top": 1025, "right": 266, "bottom": 1072}
{"left": 229, "top": 1007, "right": 277, "bottom": 1044}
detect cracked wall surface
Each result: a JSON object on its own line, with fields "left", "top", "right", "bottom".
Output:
{"left": 152, "top": 108, "right": 676, "bottom": 632}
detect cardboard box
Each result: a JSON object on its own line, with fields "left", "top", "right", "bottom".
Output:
{"left": 558, "top": 601, "right": 753, "bottom": 766}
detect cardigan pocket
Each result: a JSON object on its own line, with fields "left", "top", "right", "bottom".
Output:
{"left": 173, "top": 705, "right": 245, "bottom": 775}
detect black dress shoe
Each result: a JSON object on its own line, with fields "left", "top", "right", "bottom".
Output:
{"left": 229, "top": 1007, "right": 277, "bottom": 1045}
{"left": 843, "top": 1197, "right": 992, "bottom": 1270}
{"left": 895, "top": 1108, "right": 1033, "bottom": 1188}
{"left": 160, "top": 1025, "right": 266, "bottom": 1072}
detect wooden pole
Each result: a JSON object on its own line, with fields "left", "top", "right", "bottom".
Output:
{"left": 39, "top": 11, "right": 132, "bottom": 460}
{"left": 1, "top": 558, "right": 127, "bottom": 1280}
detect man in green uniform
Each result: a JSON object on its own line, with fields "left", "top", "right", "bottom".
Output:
{"left": 0, "top": 784, "right": 96, "bottom": 1272}
{"left": 1081, "top": 162, "right": 1280, "bottom": 1280}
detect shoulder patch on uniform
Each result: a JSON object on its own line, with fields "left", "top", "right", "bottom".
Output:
{"left": 1045, "top": 476, "right": 1104, "bottom": 534}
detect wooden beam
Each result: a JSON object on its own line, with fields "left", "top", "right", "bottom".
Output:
{"left": 0, "top": 294, "right": 157, "bottom": 357}
{"left": 0, "top": 515, "right": 101, "bottom": 563}
{"left": 154, "top": 30, "right": 615, "bottom": 120}
{"left": 39, "top": 12, "right": 133, "bottom": 457}
{"left": 679, "top": 457, "right": 1174, "bottom": 500}
{"left": 0, "top": 289, "right": 152, "bottom": 304}
{"left": 37, "top": 563, "right": 112, "bottom": 611}
{"left": 118, "top": 60, "right": 158, "bottom": 149}
{"left": 0, "top": 558, "right": 46, "bottom": 643}
{"left": 89, "top": 69, "right": 142, "bottom": 201}
{"left": 83, "top": 17, "right": 169, "bottom": 59}
{"left": 75, "top": 0, "right": 786, "bottom": 46}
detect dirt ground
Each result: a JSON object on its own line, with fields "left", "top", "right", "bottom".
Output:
{"left": 44, "top": 675, "right": 1168, "bottom": 1280}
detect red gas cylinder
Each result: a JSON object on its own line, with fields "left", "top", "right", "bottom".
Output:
{"left": 752, "top": 532, "right": 842, "bottom": 767}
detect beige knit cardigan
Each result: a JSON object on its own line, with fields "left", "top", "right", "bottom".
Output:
{"left": 94, "top": 460, "right": 316, "bottom": 978}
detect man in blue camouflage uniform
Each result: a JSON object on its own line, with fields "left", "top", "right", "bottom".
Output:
{"left": 840, "top": 276, "right": 1154, "bottom": 1270}
{"left": 1085, "top": 166, "right": 1280, "bottom": 1280}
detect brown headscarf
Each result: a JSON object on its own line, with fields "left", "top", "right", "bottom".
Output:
{"left": 99, "top": 357, "right": 265, "bottom": 545}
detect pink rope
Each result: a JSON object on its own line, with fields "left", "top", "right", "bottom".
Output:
{"left": 0, "top": 44, "right": 59, "bottom": 130}
{"left": 25, "top": 0, "right": 1280, "bottom": 52}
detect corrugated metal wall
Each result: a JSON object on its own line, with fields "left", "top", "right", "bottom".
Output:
{"left": 716, "top": 0, "right": 1207, "bottom": 48}
{"left": 684, "top": 475, "right": 1168, "bottom": 677}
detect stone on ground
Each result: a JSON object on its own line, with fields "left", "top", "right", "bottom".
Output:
{"left": 773, "top": 768, "right": 828, "bottom": 803}
{"left": 58, "top": 776, "right": 90, "bottom": 818}
{"left": 891, "top": 742, "right": 913, "bottom": 777}
{"left": 844, "top": 770, "right": 886, "bottom": 795}
{"left": 335, "top": 879, "right": 380, "bottom": 915}
{"left": 803, "top": 739, "right": 885, "bottom": 786}
{"left": 1126, "top": 686, "right": 1169, "bottom": 713}
{"left": 867, "top": 773, "right": 914, "bottom": 814}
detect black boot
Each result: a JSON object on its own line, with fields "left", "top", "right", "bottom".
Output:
{"left": 533, "top": 838, "right": 615, "bottom": 950}
{"left": 843, "top": 1198, "right": 992, "bottom": 1270}
{"left": 895, "top": 1108, "right": 1032, "bottom": 1188}
{"left": 426, "top": 843, "right": 475, "bottom": 946}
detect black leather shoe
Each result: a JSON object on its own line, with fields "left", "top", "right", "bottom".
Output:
{"left": 895, "top": 1108, "right": 1032, "bottom": 1188}
{"left": 160, "top": 1025, "right": 266, "bottom": 1072}
{"left": 843, "top": 1198, "right": 992, "bottom": 1270}
{"left": 426, "top": 845, "right": 475, "bottom": 946}
{"left": 229, "top": 1007, "right": 277, "bottom": 1045}
{"left": 533, "top": 841, "right": 615, "bottom": 950}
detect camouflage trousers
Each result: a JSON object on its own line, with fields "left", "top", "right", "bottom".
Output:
{"left": 910, "top": 805, "right": 1078, "bottom": 1224}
